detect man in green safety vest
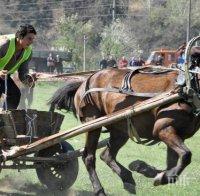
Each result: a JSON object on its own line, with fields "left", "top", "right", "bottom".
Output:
{"left": 0, "top": 24, "right": 37, "bottom": 109}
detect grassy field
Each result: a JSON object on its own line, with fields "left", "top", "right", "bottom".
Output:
{"left": 1, "top": 81, "right": 200, "bottom": 196}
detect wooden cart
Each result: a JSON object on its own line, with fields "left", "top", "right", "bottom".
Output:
{"left": 0, "top": 109, "right": 79, "bottom": 191}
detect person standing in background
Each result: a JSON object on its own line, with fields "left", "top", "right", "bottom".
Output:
{"left": 118, "top": 56, "right": 128, "bottom": 69}
{"left": 99, "top": 56, "right": 108, "bottom": 69}
{"left": 107, "top": 55, "right": 117, "bottom": 68}
{"left": 55, "top": 54, "right": 63, "bottom": 74}
{"left": 47, "top": 52, "right": 55, "bottom": 74}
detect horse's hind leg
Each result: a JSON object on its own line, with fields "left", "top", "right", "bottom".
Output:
{"left": 100, "top": 130, "right": 136, "bottom": 194}
{"left": 154, "top": 126, "right": 191, "bottom": 185}
{"left": 128, "top": 143, "right": 179, "bottom": 179}
{"left": 82, "top": 128, "right": 106, "bottom": 196}
{"left": 166, "top": 146, "right": 179, "bottom": 170}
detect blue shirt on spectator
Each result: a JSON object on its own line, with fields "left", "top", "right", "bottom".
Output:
{"left": 177, "top": 54, "right": 185, "bottom": 65}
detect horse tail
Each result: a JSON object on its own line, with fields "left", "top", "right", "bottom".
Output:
{"left": 48, "top": 80, "right": 82, "bottom": 116}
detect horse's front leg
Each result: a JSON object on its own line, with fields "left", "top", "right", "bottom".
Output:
{"left": 82, "top": 128, "right": 106, "bottom": 196}
{"left": 100, "top": 130, "right": 136, "bottom": 194}
{"left": 154, "top": 126, "right": 192, "bottom": 186}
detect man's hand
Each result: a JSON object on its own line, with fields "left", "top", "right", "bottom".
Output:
{"left": 24, "top": 74, "right": 35, "bottom": 88}
{"left": 24, "top": 73, "right": 41, "bottom": 88}
{"left": 30, "top": 72, "right": 41, "bottom": 81}
{"left": 0, "top": 70, "right": 8, "bottom": 79}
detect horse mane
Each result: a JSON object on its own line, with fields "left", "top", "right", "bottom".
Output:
{"left": 48, "top": 80, "right": 82, "bottom": 116}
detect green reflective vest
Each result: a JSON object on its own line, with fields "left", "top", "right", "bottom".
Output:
{"left": 0, "top": 34, "right": 32, "bottom": 74}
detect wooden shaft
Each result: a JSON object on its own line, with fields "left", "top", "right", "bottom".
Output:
{"left": 37, "top": 70, "right": 97, "bottom": 82}
{"left": 6, "top": 92, "right": 181, "bottom": 160}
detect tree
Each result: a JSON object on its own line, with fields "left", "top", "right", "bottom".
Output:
{"left": 124, "top": 0, "right": 200, "bottom": 58}
{"left": 100, "top": 19, "right": 141, "bottom": 60}
{"left": 53, "top": 14, "right": 95, "bottom": 70}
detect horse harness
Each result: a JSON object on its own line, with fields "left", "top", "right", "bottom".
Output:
{"left": 80, "top": 64, "right": 200, "bottom": 144}
{"left": 81, "top": 67, "right": 165, "bottom": 101}
{"left": 80, "top": 68, "right": 171, "bottom": 144}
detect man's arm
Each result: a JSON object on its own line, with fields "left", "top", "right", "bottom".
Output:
{"left": 18, "top": 54, "right": 32, "bottom": 83}
{"left": 0, "top": 39, "right": 9, "bottom": 58}
{"left": 0, "top": 39, "right": 10, "bottom": 78}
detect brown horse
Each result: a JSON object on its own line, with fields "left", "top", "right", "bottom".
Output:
{"left": 49, "top": 50, "right": 200, "bottom": 195}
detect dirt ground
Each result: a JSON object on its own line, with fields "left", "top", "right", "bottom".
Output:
{"left": 0, "top": 175, "right": 94, "bottom": 196}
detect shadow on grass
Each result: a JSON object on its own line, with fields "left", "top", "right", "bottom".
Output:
{"left": 129, "top": 159, "right": 162, "bottom": 178}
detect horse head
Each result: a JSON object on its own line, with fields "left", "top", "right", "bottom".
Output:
{"left": 191, "top": 46, "right": 200, "bottom": 68}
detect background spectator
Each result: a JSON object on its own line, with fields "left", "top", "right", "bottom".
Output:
{"left": 129, "top": 56, "right": 137, "bottom": 66}
{"left": 55, "top": 54, "right": 63, "bottom": 74}
{"left": 156, "top": 54, "right": 164, "bottom": 66}
{"left": 176, "top": 42, "right": 186, "bottom": 68}
{"left": 99, "top": 56, "right": 108, "bottom": 69}
{"left": 47, "top": 53, "right": 55, "bottom": 74}
{"left": 107, "top": 55, "right": 117, "bottom": 68}
{"left": 136, "top": 57, "right": 145, "bottom": 66}
{"left": 129, "top": 56, "right": 145, "bottom": 66}
{"left": 118, "top": 56, "right": 128, "bottom": 69}
{"left": 177, "top": 51, "right": 185, "bottom": 65}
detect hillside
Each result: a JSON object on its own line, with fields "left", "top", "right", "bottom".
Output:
{"left": 0, "top": 0, "right": 199, "bottom": 69}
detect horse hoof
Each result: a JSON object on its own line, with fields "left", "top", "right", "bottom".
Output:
{"left": 153, "top": 172, "right": 165, "bottom": 186}
{"left": 124, "top": 182, "right": 136, "bottom": 194}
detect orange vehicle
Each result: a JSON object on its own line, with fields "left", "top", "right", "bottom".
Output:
{"left": 145, "top": 48, "right": 179, "bottom": 67}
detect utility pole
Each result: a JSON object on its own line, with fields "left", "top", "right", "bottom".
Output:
{"left": 186, "top": 0, "right": 191, "bottom": 43}
{"left": 148, "top": 0, "right": 151, "bottom": 13}
{"left": 83, "top": 34, "right": 87, "bottom": 71}
{"left": 112, "top": 0, "right": 116, "bottom": 22}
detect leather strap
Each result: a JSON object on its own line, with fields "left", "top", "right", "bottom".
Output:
{"left": 81, "top": 87, "right": 160, "bottom": 101}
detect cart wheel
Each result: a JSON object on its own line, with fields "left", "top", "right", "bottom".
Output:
{"left": 35, "top": 141, "right": 79, "bottom": 191}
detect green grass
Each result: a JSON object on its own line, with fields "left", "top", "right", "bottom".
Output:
{"left": 1, "top": 81, "right": 200, "bottom": 195}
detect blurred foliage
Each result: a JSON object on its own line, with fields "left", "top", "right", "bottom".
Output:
{"left": 100, "top": 19, "right": 140, "bottom": 59}
{"left": 53, "top": 14, "right": 96, "bottom": 70}
{"left": 1, "top": 0, "right": 200, "bottom": 69}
